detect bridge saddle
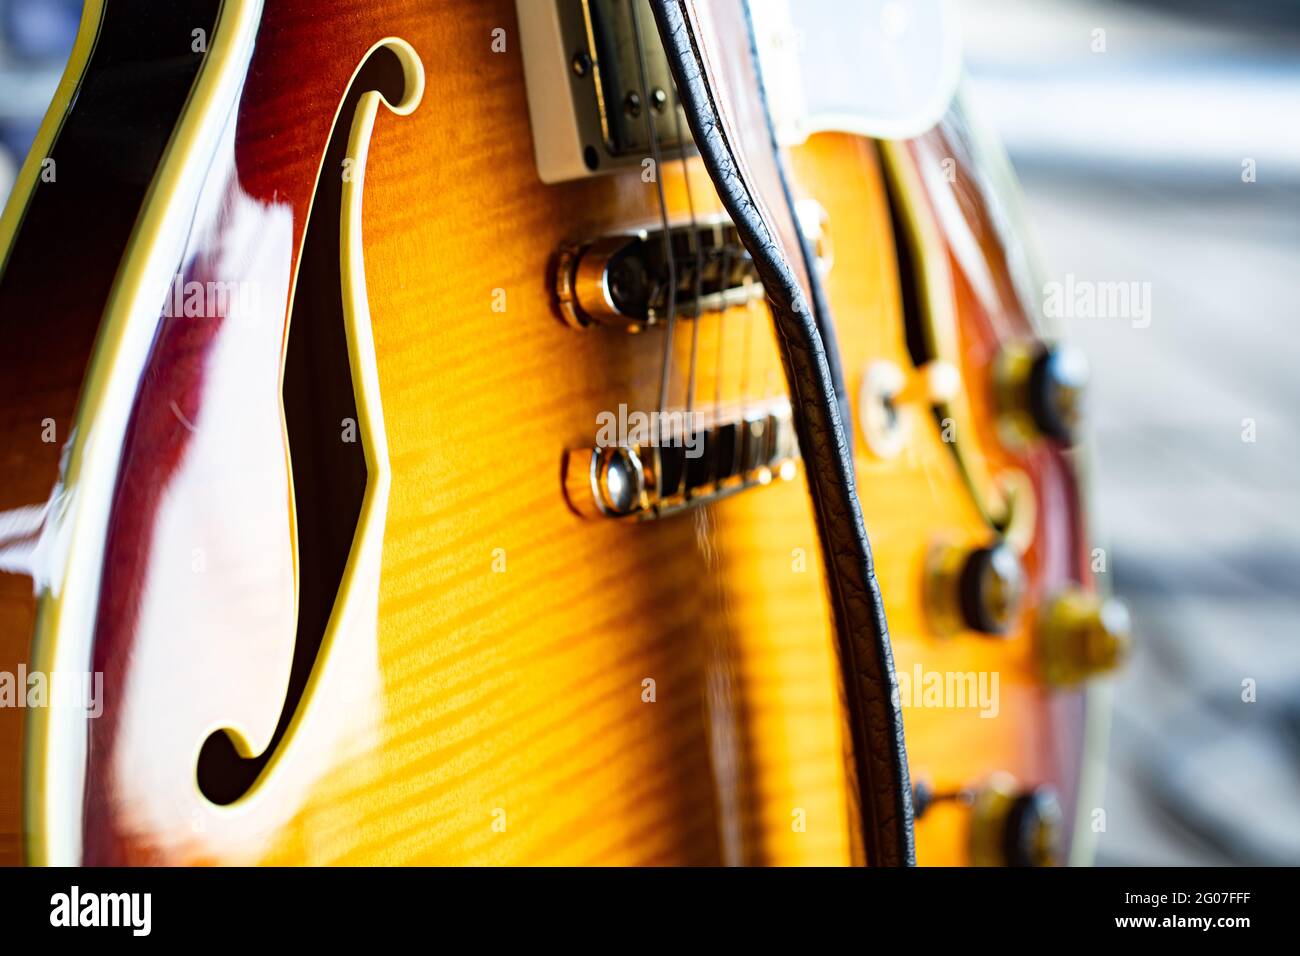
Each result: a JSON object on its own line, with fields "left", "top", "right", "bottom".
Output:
{"left": 563, "top": 400, "right": 799, "bottom": 520}
{"left": 556, "top": 217, "right": 761, "bottom": 332}
{"left": 557, "top": 205, "right": 829, "bottom": 332}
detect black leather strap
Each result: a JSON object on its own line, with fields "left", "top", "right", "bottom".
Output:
{"left": 651, "top": 0, "right": 915, "bottom": 866}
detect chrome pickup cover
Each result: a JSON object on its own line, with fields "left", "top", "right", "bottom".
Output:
{"left": 517, "top": 0, "right": 694, "bottom": 183}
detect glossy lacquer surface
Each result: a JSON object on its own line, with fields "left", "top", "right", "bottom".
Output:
{"left": 786, "top": 134, "right": 1089, "bottom": 866}
{"left": 7, "top": 0, "right": 1091, "bottom": 865}
{"left": 68, "top": 0, "right": 854, "bottom": 866}
{"left": 0, "top": 0, "right": 221, "bottom": 863}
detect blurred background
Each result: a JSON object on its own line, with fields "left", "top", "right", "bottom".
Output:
{"left": 0, "top": 0, "right": 81, "bottom": 201}
{"left": 1, "top": 0, "right": 1296, "bottom": 864}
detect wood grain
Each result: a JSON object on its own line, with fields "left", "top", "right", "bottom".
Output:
{"left": 1, "top": 0, "right": 1091, "bottom": 866}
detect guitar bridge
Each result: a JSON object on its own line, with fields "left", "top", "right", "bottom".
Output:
{"left": 556, "top": 203, "right": 828, "bottom": 332}
{"left": 556, "top": 217, "right": 762, "bottom": 331}
{"left": 563, "top": 400, "right": 799, "bottom": 520}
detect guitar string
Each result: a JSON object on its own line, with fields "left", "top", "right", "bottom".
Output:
{"left": 627, "top": 0, "right": 678, "bottom": 487}
{"left": 713, "top": 229, "right": 730, "bottom": 482}
{"left": 740, "top": 273, "right": 755, "bottom": 433}
{"left": 669, "top": 80, "right": 704, "bottom": 500}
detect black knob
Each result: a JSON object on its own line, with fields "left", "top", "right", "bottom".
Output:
{"left": 1004, "top": 787, "right": 1064, "bottom": 867}
{"left": 926, "top": 541, "right": 1026, "bottom": 637}
{"left": 1027, "top": 345, "right": 1089, "bottom": 444}
{"left": 912, "top": 779, "right": 935, "bottom": 819}
{"left": 958, "top": 543, "right": 1025, "bottom": 635}
{"left": 970, "top": 774, "right": 1063, "bottom": 866}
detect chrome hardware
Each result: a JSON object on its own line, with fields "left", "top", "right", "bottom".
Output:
{"left": 1039, "top": 589, "right": 1131, "bottom": 686}
{"left": 563, "top": 444, "right": 649, "bottom": 519}
{"left": 563, "top": 400, "right": 799, "bottom": 520}
{"left": 557, "top": 206, "right": 831, "bottom": 332}
{"left": 858, "top": 359, "right": 960, "bottom": 459}
{"left": 556, "top": 217, "right": 763, "bottom": 331}
{"left": 517, "top": 0, "right": 694, "bottom": 183}
{"left": 995, "top": 341, "right": 1089, "bottom": 446}
{"left": 925, "top": 540, "right": 1025, "bottom": 636}
{"left": 794, "top": 197, "right": 834, "bottom": 278}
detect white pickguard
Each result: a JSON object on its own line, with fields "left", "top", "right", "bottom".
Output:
{"left": 751, "top": 0, "right": 963, "bottom": 143}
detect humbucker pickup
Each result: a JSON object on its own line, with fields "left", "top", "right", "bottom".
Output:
{"left": 517, "top": 0, "right": 694, "bottom": 183}
{"left": 563, "top": 400, "right": 799, "bottom": 520}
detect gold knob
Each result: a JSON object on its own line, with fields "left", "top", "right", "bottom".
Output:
{"left": 969, "top": 772, "right": 1063, "bottom": 867}
{"left": 1039, "top": 589, "right": 1131, "bottom": 686}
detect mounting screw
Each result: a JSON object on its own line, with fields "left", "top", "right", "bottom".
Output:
{"left": 623, "top": 91, "right": 642, "bottom": 118}
{"left": 571, "top": 51, "right": 591, "bottom": 77}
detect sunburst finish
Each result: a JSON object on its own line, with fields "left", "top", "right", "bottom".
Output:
{"left": 0, "top": 0, "right": 1096, "bottom": 866}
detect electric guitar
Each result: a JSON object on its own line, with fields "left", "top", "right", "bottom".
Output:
{"left": 0, "top": 0, "right": 1125, "bottom": 865}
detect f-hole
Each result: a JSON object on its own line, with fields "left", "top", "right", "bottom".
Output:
{"left": 196, "top": 45, "right": 410, "bottom": 805}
